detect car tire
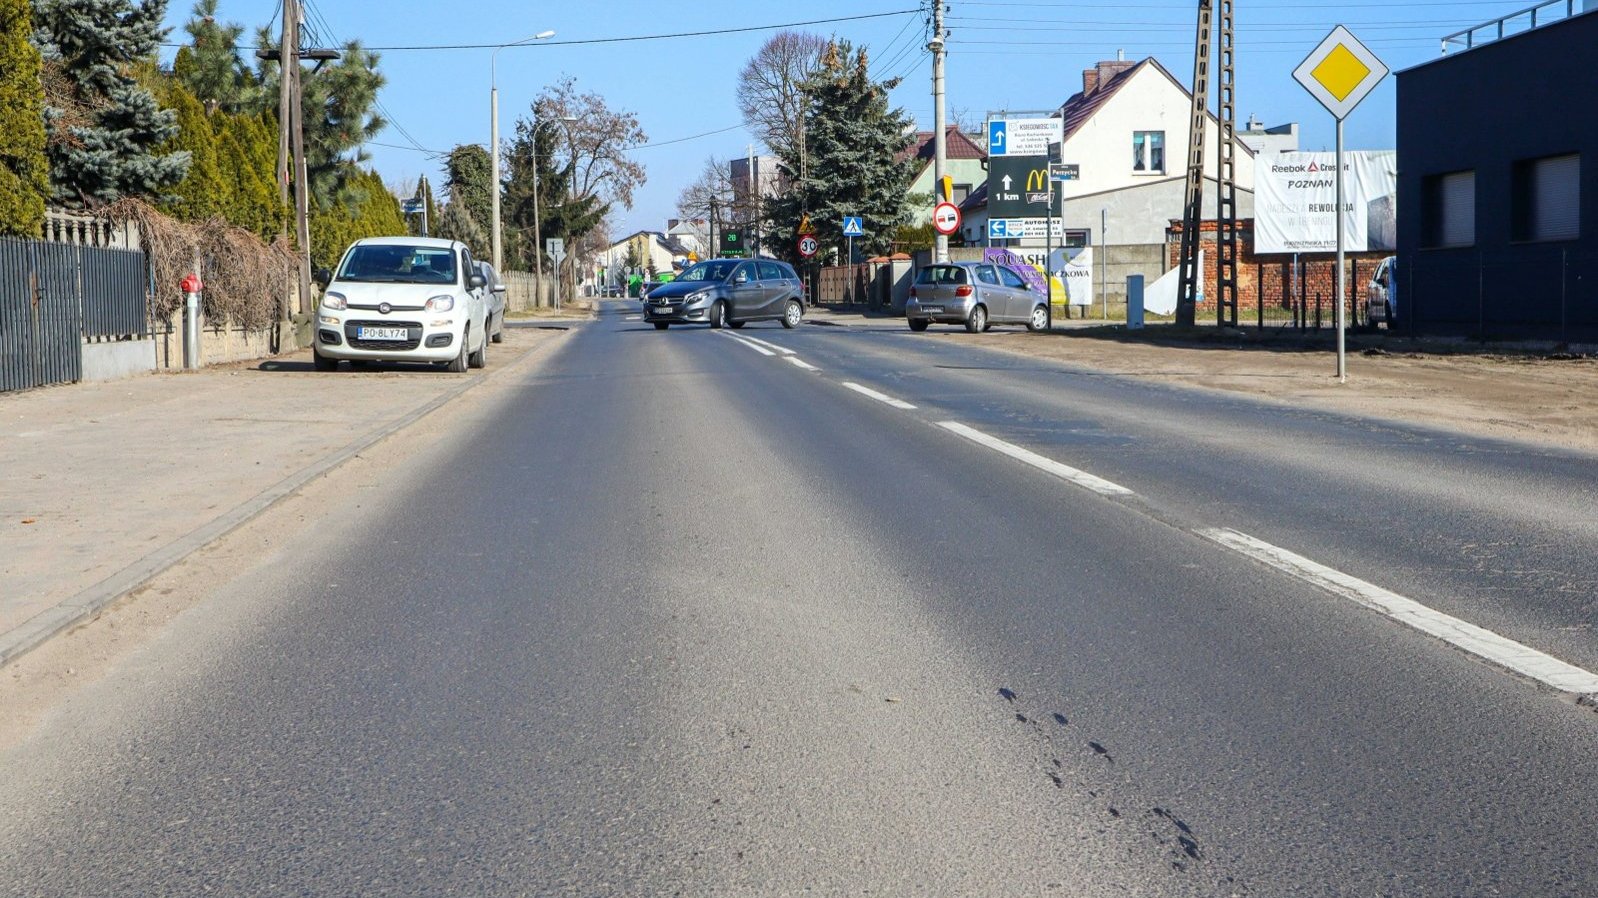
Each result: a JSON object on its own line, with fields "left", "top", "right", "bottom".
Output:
{"left": 490, "top": 313, "right": 504, "bottom": 343}
{"left": 782, "top": 299, "right": 803, "bottom": 329}
{"left": 729, "top": 321, "right": 746, "bottom": 329}
{"left": 468, "top": 330, "right": 487, "bottom": 369}
{"left": 908, "top": 317, "right": 929, "bottom": 332}
{"left": 965, "top": 304, "right": 987, "bottom": 334}
{"left": 1027, "top": 304, "right": 1050, "bottom": 333}
{"left": 710, "top": 301, "right": 728, "bottom": 330}
{"left": 1386, "top": 302, "right": 1395, "bottom": 326}
{"left": 654, "top": 322, "right": 670, "bottom": 330}
{"left": 447, "top": 330, "right": 470, "bottom": 373}
{"left": 312, "top": 349, "right": 338, "bottom": 371}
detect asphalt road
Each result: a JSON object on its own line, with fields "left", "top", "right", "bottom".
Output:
{"left": 2, "top": 301, "right": 1596, "bottom": 896}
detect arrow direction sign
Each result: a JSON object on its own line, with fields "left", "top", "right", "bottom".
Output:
{"left": 988, "top": 121, "right": 1007, "bottom": 155}
{"left": 1001, "top": 175, "right": 1013, "bottom": 191}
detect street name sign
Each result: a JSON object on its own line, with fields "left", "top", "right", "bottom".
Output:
{"left": 1293, "top": 26, "right": 1388, "bottom": 120}
{"left": 401, "top": 199, "right": 423, "bottom": 214}
{"left": 1049, "top": 163, "right": 1080, "bottom": 182}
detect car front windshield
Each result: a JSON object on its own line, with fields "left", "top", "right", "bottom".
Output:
{"left": 676, "top": 261, "right": 740, "bottom": 283}
{"left": 336, "top": 245, "right": 458, "bottom": 284}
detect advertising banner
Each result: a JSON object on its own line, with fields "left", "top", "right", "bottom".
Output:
{"left": 1255, "top": 150, "right": 1396, "bottom": 254}
{"left": 983, "top": 247, "right": 1093, "bottom": 306}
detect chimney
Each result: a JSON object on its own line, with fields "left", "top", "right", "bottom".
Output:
{"left": 667, "top": 218, "right": 680, "bottom": 230}
{"left": 1082, "top": 67, "right": 1100, "bottom": 96}
{"left": 1094, "top": 59, "right": 1136, "bottom": 92}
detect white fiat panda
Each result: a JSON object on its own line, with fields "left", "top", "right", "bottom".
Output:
{"left": 312, "top": 237, "right": 490, "bottom": 372}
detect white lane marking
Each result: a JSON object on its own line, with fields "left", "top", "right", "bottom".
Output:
{"left": 719, "top": 332, "right": 775, "bottom": 356}
{"left": 624, "top": 315, "right": 641, "bottom": 320}
{"left": 787, "top": 356, "right": 819, "bottom": 371}
{"left": 740, "top": 335, "right": 796, "bottom": 355}
{"left": 842, "top": 382, "right": 916, "bottom": 410}
{"left": 1198, "top": 527, "right": 1598, "bottom": 696}
{"left": 937, "top": 421, "right": 1134, "bottom": 497}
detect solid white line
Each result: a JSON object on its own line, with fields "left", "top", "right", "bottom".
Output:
{"left": 937, "top": 421, "right": 1134, "bottom": 497}
{"left": 624, "top": 315, "right": 641, "bottom": 320}
{"left": 787, "top": 356, "right": 819, "bottom": 371}
{"left": 740, "top": 335, "right": 796, "bottom": 355}
{"left": 1198, "top": 527, "right": 1598, "bottom": 696}
{"left": 719, "top": 332, "right": 775, "bottom": 356}
{"left": 842, "top": 382, "right": 916, "bottom": 410}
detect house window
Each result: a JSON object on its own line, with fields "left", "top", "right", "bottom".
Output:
{"left": 952, "top": 183, "right": 971, "bottom": 204}
{"left": 1513, "top": 153, "right": 1580, "bottom": 242}
{"left": 1422, "top": 170, "right": 1475, "bottom": 248}
{"left": 1133, "top": 131, "right": 1165, "bottom": 173}
{"left": 1063, "top": 230, "right": 1090, "bottom": 250}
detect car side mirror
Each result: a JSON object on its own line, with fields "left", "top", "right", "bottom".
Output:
{"left": 734, "top": 273, "right": 748, "bottom": 285}
{"left": 492, "top": 283, "right": 507, "bottom": 294}
{"left": 314, "top": 268, "right": 332, "bottom": 288}
{"left": 468, "top": 273, "right": 486, "bottom": 289}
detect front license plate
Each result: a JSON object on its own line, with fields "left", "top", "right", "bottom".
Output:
{"left": 357, "top": 326, "right": 408, "bottom": 341}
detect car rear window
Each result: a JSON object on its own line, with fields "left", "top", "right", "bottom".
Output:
{"left": 916, "top": 265, "right": 966, "bottom": 285}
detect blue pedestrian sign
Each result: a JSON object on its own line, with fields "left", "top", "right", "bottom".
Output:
{"left": 842, "top": 216, "right": 864, "bottom": 237}
{"left": 988, "top": 121, "right": 1006, "bottom": 156}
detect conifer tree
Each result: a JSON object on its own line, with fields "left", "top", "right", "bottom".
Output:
{"left": 214, "top": 110, "right": 282, "bottom": 237}
{"left": 172, "top": 0, "right": 258, "bottom": 114}
{"left": 32, "top": 0, "right": 189, "bottom": 208}
{"left": 443, "top": 144, "right": 493, "bottom": 235}
{"left": 0, "top": 0, "right": 48, "bottom": 235}
{"left": 434, "top": 200, "right": 486, "bottom": 259}
{"left": 765, "top": 41, "right": 915, "bottom": 261}
{"left": 156, "top": 79, "right": 225, "bottom": 221}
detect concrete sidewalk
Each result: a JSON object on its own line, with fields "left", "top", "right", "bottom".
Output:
{"left": 0, "top": 324, "right": 572, "bottom": 666}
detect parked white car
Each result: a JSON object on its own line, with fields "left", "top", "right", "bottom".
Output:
{"left": 474, "top": 260, "right": 508, "bottom": 344}
{"left": 313, "top": 237, "right": 489, "bottom": 372}
{"left": 1366, "top": 255, "right": 1398, "bottom": 327}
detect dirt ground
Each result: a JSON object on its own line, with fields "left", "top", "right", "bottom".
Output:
{"left": 935, "top": 327, "right": 1598, "bottom": 455}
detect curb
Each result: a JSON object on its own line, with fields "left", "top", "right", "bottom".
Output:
{"left": 0, "top": 333, "right": 565, "bottom": 669}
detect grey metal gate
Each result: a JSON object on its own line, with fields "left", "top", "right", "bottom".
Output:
{"left": 1, "top": 237, "right": 146, "bottom": 392}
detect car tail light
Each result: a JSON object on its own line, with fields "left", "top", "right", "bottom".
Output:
{"left": 955, "top": 285, "right": 973, "bottom": 297}
{"left": 909, "top": 286, "right": 917, "bottom": 298}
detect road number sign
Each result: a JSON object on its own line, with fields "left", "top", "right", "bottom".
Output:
{"left": 933, "top": 202, "right": 961, "bottom": 236}
{"left": 797, "top": 234, "right": 819, "bottom": 258}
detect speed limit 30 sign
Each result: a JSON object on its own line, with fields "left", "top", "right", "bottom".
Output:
{"left": 933, "top": 202, "right": 961, "bottom": 236}
{"left": 797, "top": 234, "right": 819, "bottom": 258}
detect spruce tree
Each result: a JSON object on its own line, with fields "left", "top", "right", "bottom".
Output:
{"left": 0, "top": 0, "right": 48, "bottom": 235}
{"left": 765, "top": 41, "right": 915, "bottom": 261}
{"left": 504, "top": 118, "right": 605, "bottom": 272}
{"left": 172, "top": 0, "right": 257, "bottom": 114}
{"left": 32, "top": 0, "right": 189, "bottom": 208}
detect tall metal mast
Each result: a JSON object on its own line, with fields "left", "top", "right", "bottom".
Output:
{"left": 1175, "top": 0, "right": 1238, "bottom": 327}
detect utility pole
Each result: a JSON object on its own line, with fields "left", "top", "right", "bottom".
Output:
{"left": 275, "top": 0, "right": 294, "bottom": 209}
{"left": 290, "top": 41, "right": 312, "bottom": 314}
{"left": 930, "top": 1, "right": 949, "bottom": 263}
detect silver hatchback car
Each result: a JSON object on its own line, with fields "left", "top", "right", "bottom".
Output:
{"left": 906, "top": 262, "right": 1050, "bottom": 333}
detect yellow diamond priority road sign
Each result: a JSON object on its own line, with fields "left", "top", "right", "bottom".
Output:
{"left": 1293, "top": 26, "right": 1387, "bottom": 120}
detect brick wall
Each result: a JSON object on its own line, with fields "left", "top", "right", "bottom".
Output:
{"left": 1166, "top": 220, "right": 1391, "bottom": 323}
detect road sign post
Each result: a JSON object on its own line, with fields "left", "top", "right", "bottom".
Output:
{"left": 1294, "top": 25, "right": 1388, "bottom": 383}
{"left": 842, "top": 216, "right": 863, "bottom": 266}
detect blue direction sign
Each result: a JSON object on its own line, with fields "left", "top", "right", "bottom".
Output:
{"left": 988, "top": 219, "right": 1010, "bottom": 239}
{"left": 988, "top": 121, "right": 1007, "bottom": 156}
{"left": 842, "top": 216, "right": 864, "bottom": 237}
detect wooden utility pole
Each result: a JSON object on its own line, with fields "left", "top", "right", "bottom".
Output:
{"left": 290, "top": 42, "right": 312, "bottom": 313}
{"left": 276, "top": 0, "right": 293, "bottom": 207}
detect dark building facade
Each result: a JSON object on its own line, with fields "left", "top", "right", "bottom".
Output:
{"left": 1397, "top": 7, "right": 1596, "bottom": 340}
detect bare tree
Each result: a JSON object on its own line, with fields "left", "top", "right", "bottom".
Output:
{"left": 736, "top": 31, "right": 827, "bottom": 157}
{"left": 675, "top": 155, "right": 735, "bottom": 222}
{"left": 534, "top": 77, "right": 648, "bottom": 210}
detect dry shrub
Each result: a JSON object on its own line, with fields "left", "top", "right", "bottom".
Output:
{"left": 105, "top": 199, "right": 295, "bottom": 329}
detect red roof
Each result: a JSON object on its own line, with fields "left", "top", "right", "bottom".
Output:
{"left": 898, "top": 126, "right": 987, "bottom": 165}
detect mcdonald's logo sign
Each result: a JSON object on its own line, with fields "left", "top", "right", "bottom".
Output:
{"left": 1025, "top": 168, "right": 1048, "bottom": 192}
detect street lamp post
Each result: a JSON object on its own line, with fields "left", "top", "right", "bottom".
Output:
{"left": 490, "top": 30, "right": 554, "bottom": 273}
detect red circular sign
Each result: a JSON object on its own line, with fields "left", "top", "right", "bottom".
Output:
{"left": 797, "top": 234, "right": 819, "bottom": 258}
{"left": 933, "top": 202, "right": 962, "bottom": 236}
{"left": 180, "top": 273, "right": 203, "bottom": 294}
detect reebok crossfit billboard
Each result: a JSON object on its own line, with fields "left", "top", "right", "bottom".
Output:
{"left": 1255, "top": 150, "right": 1396, "bottom": 254}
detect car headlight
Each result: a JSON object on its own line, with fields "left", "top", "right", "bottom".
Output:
{"left": 424, "top": 295, "right": 455, "bottom": 312}
{"left": 685, "top": 290, "right": 711, "bottom": 305}
{"left": 321, "top": 291, "right": 347, "bottom": 311}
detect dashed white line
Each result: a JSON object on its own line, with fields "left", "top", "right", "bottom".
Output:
{"left": 937, "top": 421, "right": 1134, "bottom": 497}
{"left": 842, "top": 382, "right": 916, "bottom": 410}
{"left": 1198, "top": 527, "right": 1598, "bottom": 696}
{"left": 624, "top": 315, "right": 641, "bottom": 320}
{"left": 787, "top": 357, "right": 819, "bottom": 371}
{"left": 719, "top": 332, "right": 775, "bottom": 356}
{"left": 739, "top": 335, "right": 796, "bottom": 355}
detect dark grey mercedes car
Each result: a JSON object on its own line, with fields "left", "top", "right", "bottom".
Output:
{"left": 641, "top": 259, "right": 805, "bottom": 330}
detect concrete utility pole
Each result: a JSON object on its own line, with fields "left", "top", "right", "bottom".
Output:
{"left": 930, "top": 1, "right": 949, "bottom": 263}
{"left": 490, "top": 31, "right": 555, "bottom": 274}
{"left": 275, "top": 0, "right": 294, "bottom": 209}
{"left": 263, "top": 0, "right": 334, "bottom": 314}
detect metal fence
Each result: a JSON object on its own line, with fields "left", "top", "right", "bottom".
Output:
{"left": 1, "top": 237, "right": 149, "bottom": 392}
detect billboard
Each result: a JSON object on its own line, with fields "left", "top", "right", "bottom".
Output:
{"left": 983, "top": 247, "right": 1094, "bottom": 307}
{"left": 1255, "top": 151, "right": 1396, "bottom": 254}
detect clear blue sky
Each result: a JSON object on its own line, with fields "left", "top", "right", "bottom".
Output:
{"left": 160, "top": 0, "right": 1518, "bottom": 237}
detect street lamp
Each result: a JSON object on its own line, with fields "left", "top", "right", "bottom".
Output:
{"left": 490, "top": 29, "right": 555, "bottom": 273}
{"left": 532, "top": 111, "right": 578, "bottom": 309}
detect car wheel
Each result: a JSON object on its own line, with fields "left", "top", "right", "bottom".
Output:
{"left": 312, "top": 349, "right": 339, "bottom": 372}
{"left": 965, "top": 304, "right": 987, "bottom": 334}
{"left": 1386, "top": 302, "right": 1395, "bottom": 326}
{"left": 654, "top": 322, "right": 670, "bottom": 330}
{"left": 782, "top": 299, "right": 803, "bottom": 329}
{"left": 729, "top": 321, "right": 746, "bottom": 329}
{"left": 490, "top": 313, "right": 504, "bottom": 343}
{"left": 1027, "top": 304, "right": 1050, "bottom": 332}
{"left": 710, "top": 300, "right": 728, "bottom": 329}
{"left": 447, "top": 330, "right": 470, "bottom": 373}
{"left": 468, "top": 330, "right": 487, "bottom": 369}
{"left": 348, "top": 359, "right": 371, "bottom": 370}
{"left": 908, "top": 317, "right": 929, "bottom": 332}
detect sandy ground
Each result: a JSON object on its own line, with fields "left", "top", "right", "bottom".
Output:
{"left": 915, "top": 326, "right": 1598, "bottom": 455}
